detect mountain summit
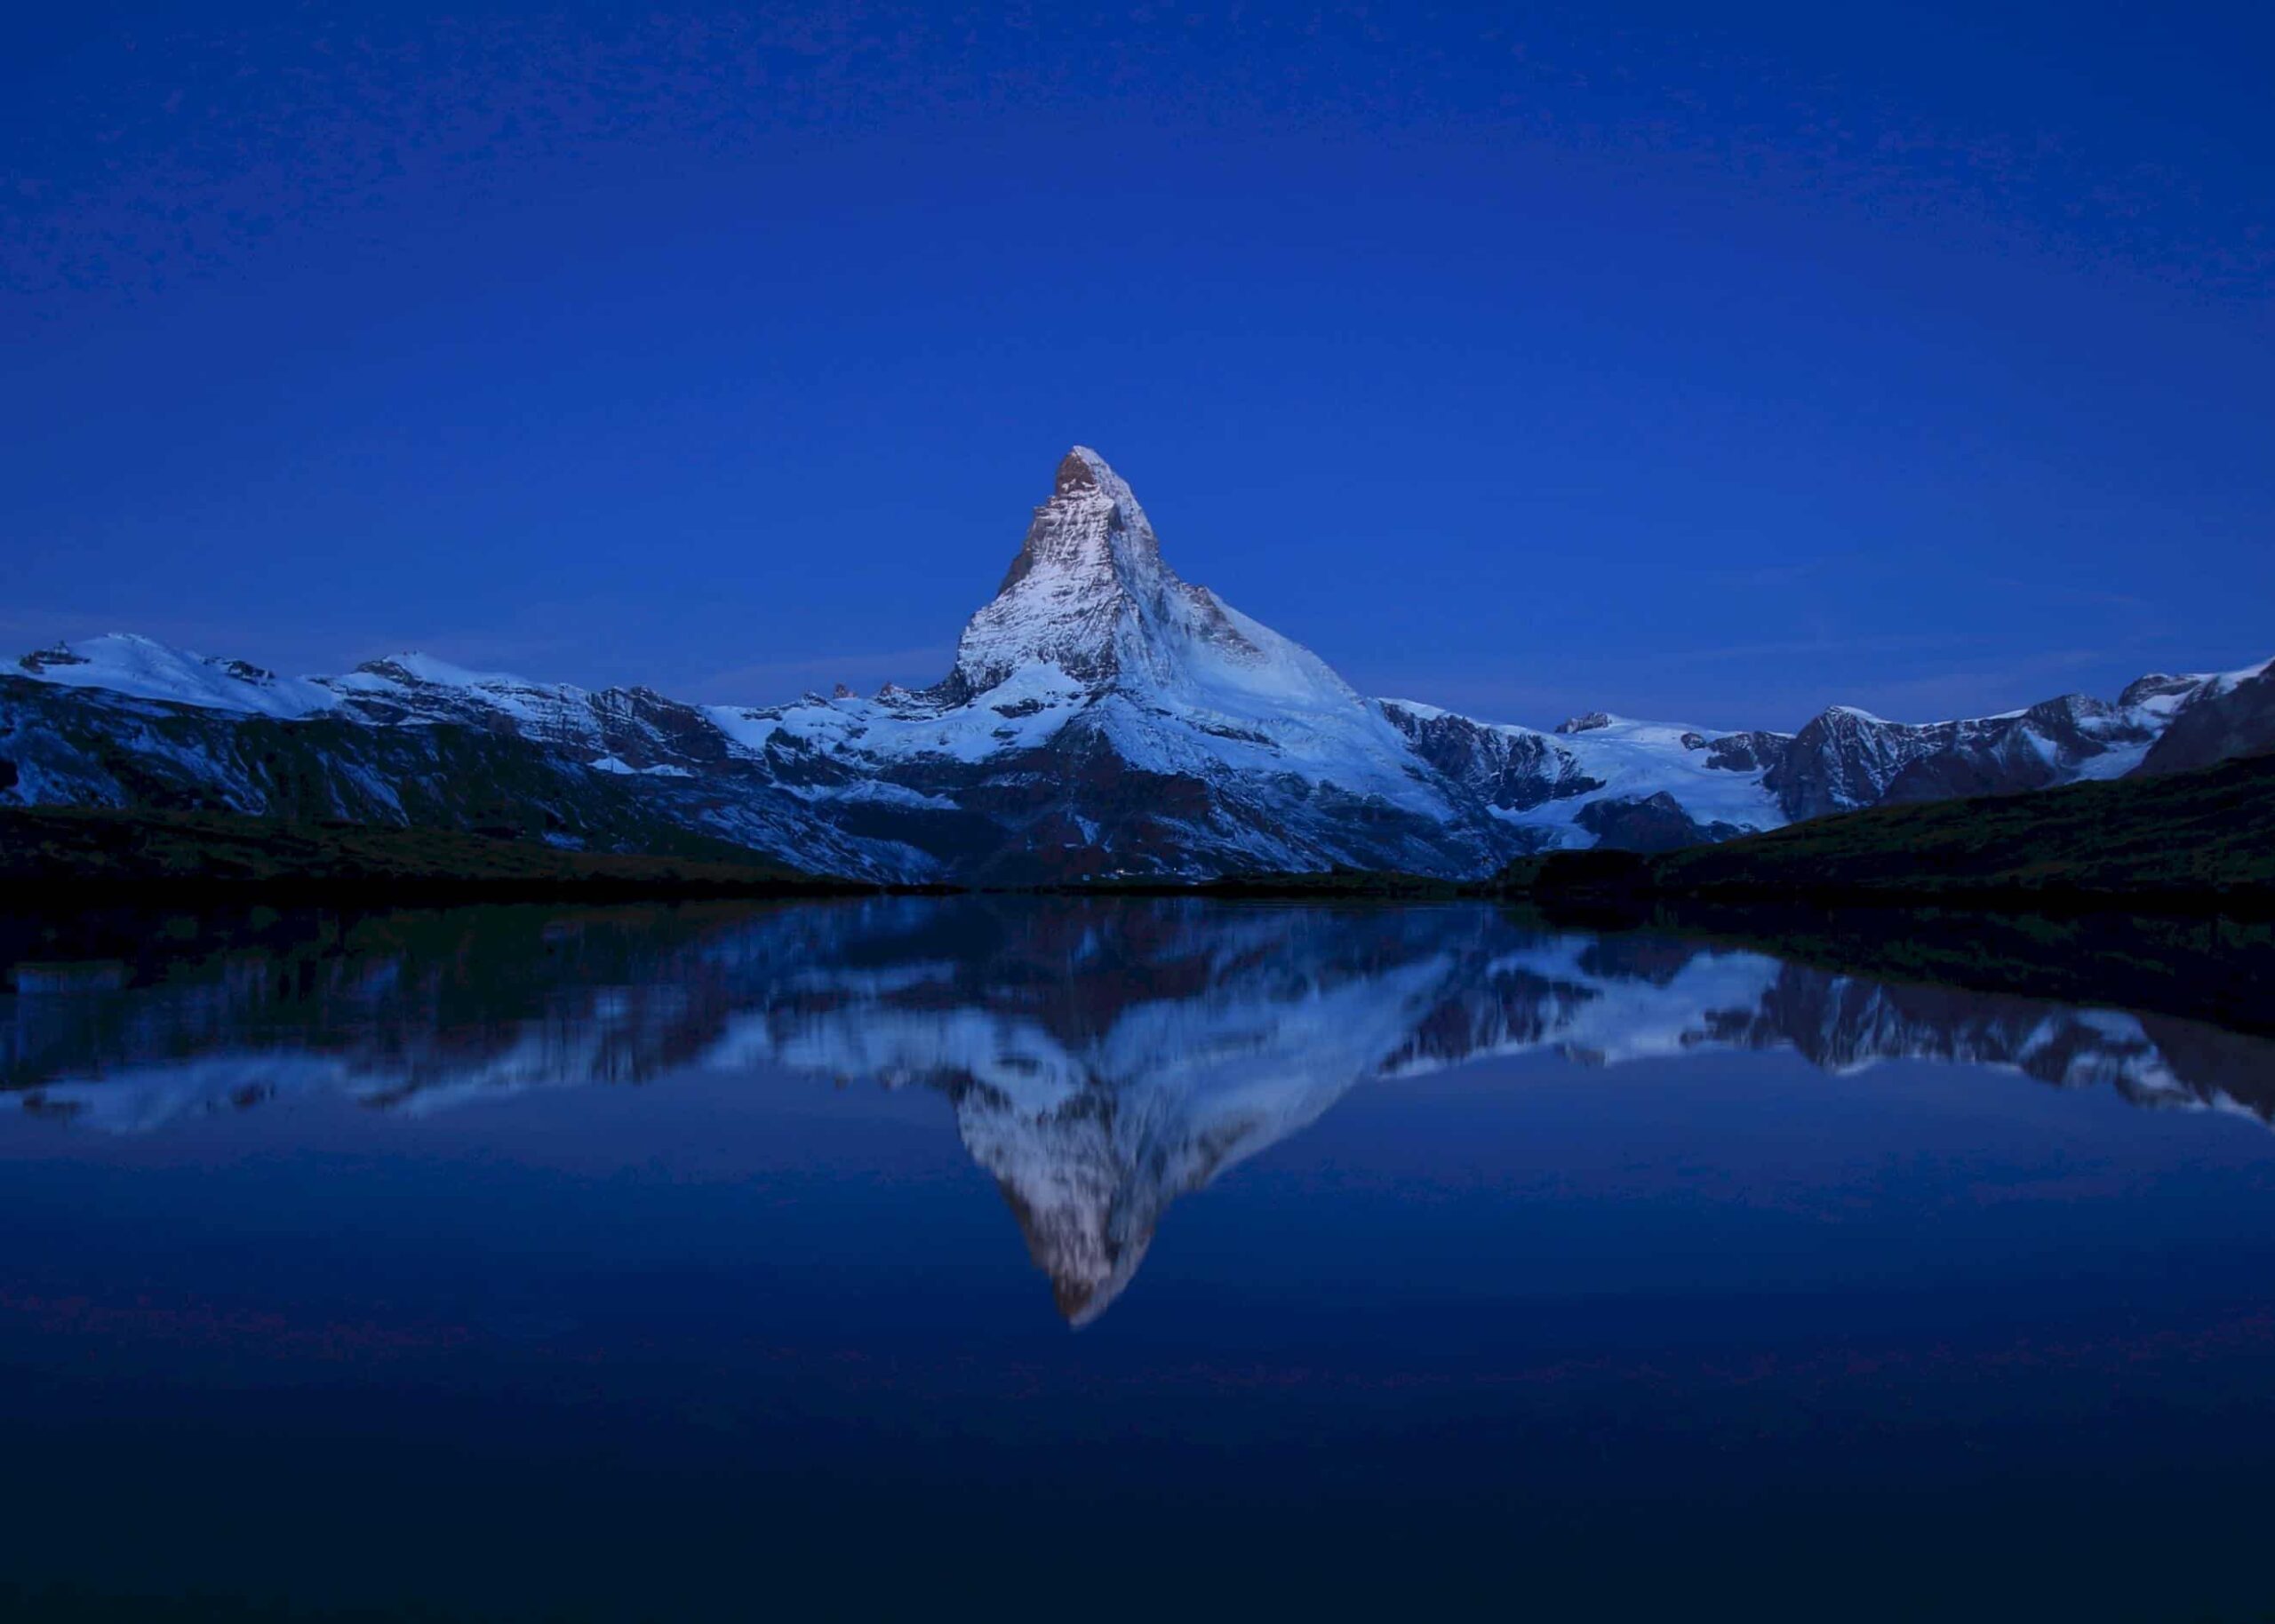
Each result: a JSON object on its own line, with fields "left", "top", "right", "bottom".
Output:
{"left": 5, "top": 446, "right": 2272, "bottom": 881}
{"left": 738, "top": 448, "right": 1506, "bottom": 878}
{"left": 949, "top": 446, "right": 1282, "bottom": 704}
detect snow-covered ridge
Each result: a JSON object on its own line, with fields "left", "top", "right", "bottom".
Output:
{"left": 15, "top": 633, "right": 344, "bottom": 719}
{"left": 11, "top": 634, "right": 603, "bottom": 728}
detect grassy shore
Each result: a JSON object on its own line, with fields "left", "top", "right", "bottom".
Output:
{"left": 1488, "top": 750, "right": 2275, "bottom": 913}
{"left": 0, "top": 805, "right": 868, "bottom": 903}
{"left": 7, "top": 749, "right": 2270, "bottom": 912}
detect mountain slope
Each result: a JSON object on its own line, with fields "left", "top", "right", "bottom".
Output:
{"left": 1497, "top": 749, "right": 2275, "bottom": 909}
{"left": 0, "top": 669, "right": 924, "bottom": 880}
{"left": 2135, "top": 660, "right": 2275, "bottom": 776}
{"left": 704, "top": 450, "right": 1506, "bottom": 879}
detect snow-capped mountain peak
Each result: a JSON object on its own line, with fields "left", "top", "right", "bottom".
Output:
{"left": 707, "top": 449, "right": 1499, "bottom": 877}
{"left": 948, "top": 444, "right": 1249, "bottom": 699}
{"left": 1055, "top": 443, "right": 1157, "bottom": 537}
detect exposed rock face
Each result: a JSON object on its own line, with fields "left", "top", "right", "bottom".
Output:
{"left": 1701, "top": 730, "right": 1788, "bottom": 774}
{"left": 1381, "top": 700, "right": 1603, "bottom": 814}
{"left": 1378, "top": 703, "right": 1790, "bottom": 850}
{"left": 1763, "top": 691, "right": 2170, "bottom": 823}
{"left": 4, "top": 450, "right": 2270, "bottom": 873}
{"left": 947, "top": 449, "right": 1249, "bottom": 696}
{"left": 1574, "top": 792, "right": 1746, "bottom": 853}
{"left": 2135, "top": 661, "right": 2275, "bottom": 776}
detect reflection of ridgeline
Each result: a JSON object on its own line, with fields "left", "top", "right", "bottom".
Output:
{"left": 710, "top": 904, "right": 1466, "bottom": 1322}
{"left": 5, "top": 899, "right": 2272, "bottom": 1319}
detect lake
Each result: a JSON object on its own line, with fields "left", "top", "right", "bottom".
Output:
{"left": 2, "top": 897, "right": 2272, "bottom": 1621}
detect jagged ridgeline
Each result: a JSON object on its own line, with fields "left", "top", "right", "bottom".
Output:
{"left": 4, "top": 449, "right": 2271, "bottom": 881}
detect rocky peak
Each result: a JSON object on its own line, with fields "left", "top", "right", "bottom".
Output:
{"left": 351, "top": 656, "right": 422, "bottom": 683}
{"left": 1052, "top": 446, "right": 1104, "bottom": 493}
{"left": 1556, "top": 711, "right": 1612, "bottom": 736}
{"left": 947, "top": 446, "right": 1250, "bottom": 701}
{"left": 2119, "top": 672, "right": 2208, "bottom": 709}
{"left": 19, "top": 642, "right": 91, "bottom": 673}
{"left": 1001, "top": 446, "right": 1162, "bottom": 585}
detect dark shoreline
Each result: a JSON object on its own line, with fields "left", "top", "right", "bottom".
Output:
{"left": 5, "top": 748, "right": 2270, "bottom": 917}
{"left": 1479, "top": 750, "right": 2275, "bottom": 918}
{"left": 0, "top": 804, "right": 910, "bottom": 905}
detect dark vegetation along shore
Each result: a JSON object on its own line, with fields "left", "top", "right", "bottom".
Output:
{"left": 1094, "top": 750, "right": 2275, "bottom": 914}
{"left": 1490, "top": 750, "right": 2275, "bottom": 914}
{"left": 0, "top": 805, "right": 868, "bottom": 903}
{"left": 3, "top": 758, "right": 2271, "bottom": 1044}
{"left": 4, "top": 749, "right": 2268, "bottom": 915}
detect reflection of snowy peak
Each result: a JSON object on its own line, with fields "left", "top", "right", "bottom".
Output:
{"left": 722, "top": 910, "right": 1453, "bottom": 1322}
{"left": 6, "top": 449, "right": 2271, "bottom": 879}
{"left": 8, "top": 900, "right": 2271, "bottom": 1322}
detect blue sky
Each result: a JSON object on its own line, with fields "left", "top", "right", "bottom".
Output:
{"left": 5, "top": 4, "right": 2271, "bottom": 728}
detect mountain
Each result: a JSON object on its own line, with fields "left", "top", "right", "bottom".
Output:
{"left": 1383, "top": 659, "right": 2271, "bottom": 852}
{"left": 2134, "top": 659, "right": 2275, "bottom": 776}
{"left": 705, "top": 450, "right": 1507, "bottom": 879}
{"left": 4, "top": 447, "right": 2270, "bottom": 880}
{"left": 9, "top": 897, "right": 2271, "bottom": 1321}
{"left": 1499, "top": 749, "right": 2275, "bottom": 911}
{"left": 0, "top": 641, "right": 916, "bottom": 879}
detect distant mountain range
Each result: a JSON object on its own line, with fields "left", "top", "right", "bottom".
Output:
{"left": 5, "top": 448, "right": 2269, "bottom": 880}
{"left": 9, "top": 899, "right": 2271, "bottom": 1322}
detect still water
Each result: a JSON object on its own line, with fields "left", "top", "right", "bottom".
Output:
{"left": 2, "top": 898, "right": 2272, "bottom": 1621}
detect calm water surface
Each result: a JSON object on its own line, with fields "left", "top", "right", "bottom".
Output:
{"left": 2, "top": 898, "right": 2272, "bottom": 1621}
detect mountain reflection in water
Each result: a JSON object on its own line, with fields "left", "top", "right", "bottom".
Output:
{"left": 4, "top": 897, "right": 2271, "bottom": 1323}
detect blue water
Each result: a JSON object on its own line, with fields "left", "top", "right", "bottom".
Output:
{"left": 2, "top": 899, "right": 2271, "bottom": 1620}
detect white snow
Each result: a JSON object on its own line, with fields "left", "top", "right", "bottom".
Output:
{"left": 587, "top": 755, "right": 692, "bottom": 777}
{"left": 1382, "top": 700, "right": 1788, "bottom": 848}
{"left": 344, "top": 652, "right": 526, "bottom": 689}
{"left": 322, "top": 653, "right": 591, "bottom": 721}
{"left": 693, "top": 448, "right": 1483, "bottom": 865}
{"left": 14, "top": 633, "right": 341, "bottom": 718}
